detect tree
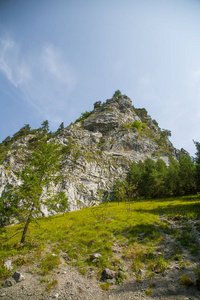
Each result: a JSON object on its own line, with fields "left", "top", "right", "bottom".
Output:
{"left": 74, "top": 111, "right": 92, "bottom": 123}
{"left": 1, "top": 138, "right": 68, "bottom": 243}
{"left": 179, "top": 154, "right": 196, "bottom": 195}
{"left": 41, "top": 120, "right": 49, "bottom": 133}
{"left": 113, "top": 179, "right": 126, "bottom": 204}
{"left": 58, "top": 122, "right": 64, "bottom": 131}
{"left": 113, "top": 90, "right": 122, "bottom": 99}
{"left": 127, "top": 161, "right": 144, "bottom": 190}
{"left": 194, "top": 141, "right": 200, "bottom": 192}
{"left": 155, "top": 159, "right": 168, "bottom": 197}
{"left": 161, "top": 129, "right": 171, "bottom": 138}
{"left": 165, "top": 157, "right": 180, "bottom": 196}
{"left": 2, "top": 136, "right": 12, "bottom": 146}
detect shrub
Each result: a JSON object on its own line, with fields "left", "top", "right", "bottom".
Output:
{"left": 39, "top": 253, "right": 61, "bottom": 275}
{"left": 145, "top": 289, "right": 152, "bottom": 296}
{"left": 75, "top": 111, "right": 92, "bottom": 123}
{"left": 132, "top": 120, "right": 143, "bottom": 131}
{"left": 180, "top": 274, "right": 194, "bottom": 287}
{"left": 100, "top": 282, "right": 110, "bottom": 290}
{"left": 0, "top": 264, "right": 13, "bottom": 279}
{"left": 113, "top": 90, "right": 122, "bottom": 99}
{"left": 46, "top": 279, "right": 58, "bottom": 291}
{"left": 194, "top": 267, "right": 200, "bottom": 280}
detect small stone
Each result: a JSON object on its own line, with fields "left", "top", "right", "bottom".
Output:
{"left": 106, "top": 278, "right": 116, "bottom": 285}
{"left": 101, "top": 268, "right": 116, "bottom": 280}
{"left": 90, "top": 253, "right": 102, "bottom": 261}
{"left": 62, "top": 253, "right": 70, "bottom": 261}
{"left": 4, "top": 260, "right": 13, "bottom": 270}
{"left": 137, "top": 269, "right": 145, "bottom": 278}
{"left": 0, "top": 293, "right": 6, "bottom": 297}
{"left": 54, "top": 293, "right": 59, "bottom": 299}
{"left": 3, "top": 277, "right": 16, "bottom": 287}
{"left": 13, "top": 271, "right": 25, "bottom": 282}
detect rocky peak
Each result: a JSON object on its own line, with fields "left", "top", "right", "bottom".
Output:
{"left": 0, "top": 94, "right": 188, "bottom": 212}
{"left": 83, "top": 96, "right": 140, "bottom": 133}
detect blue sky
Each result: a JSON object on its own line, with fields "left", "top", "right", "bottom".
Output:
{"left": 0, "top": 0, "right": 200, "bottom": 156}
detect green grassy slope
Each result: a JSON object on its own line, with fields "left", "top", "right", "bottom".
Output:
{"left": 1, "top": 195, "right": 200, "bottom": 282}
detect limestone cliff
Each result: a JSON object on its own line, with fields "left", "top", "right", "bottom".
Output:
{"left": 0, "top": 95, "right": 187, "bottom": 212}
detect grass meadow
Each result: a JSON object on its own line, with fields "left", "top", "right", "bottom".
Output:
{"left": 0, "top": 195, "right": 200, "bottom": 280}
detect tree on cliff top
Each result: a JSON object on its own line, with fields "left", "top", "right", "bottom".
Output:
{"left": 113, "top": 90, "right": 122, "bottom": 99}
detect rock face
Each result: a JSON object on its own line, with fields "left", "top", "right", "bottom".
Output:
{"left": 0, "top": 95, "right": 187, "bottom": 212}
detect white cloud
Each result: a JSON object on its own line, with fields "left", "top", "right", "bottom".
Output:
{"left": 0, "top": 38, "right": 30, "bottom": 86}
{"left": 0, "top": 37, "right": 77, "bottom": 124}
{"left": 41, "top": 44, "right": 76, "bottom": 87}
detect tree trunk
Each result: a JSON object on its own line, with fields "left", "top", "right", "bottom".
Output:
{"left": 20, "top": 214, "right": 31, "bottom": 244}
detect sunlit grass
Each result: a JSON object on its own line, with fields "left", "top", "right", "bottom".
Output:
{"left": 0, "top": 195, "right": 200, "bottom": 279}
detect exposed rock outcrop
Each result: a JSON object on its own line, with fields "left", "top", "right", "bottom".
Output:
{"left": 0, "top": 95, "right": 187, "bottom": 212}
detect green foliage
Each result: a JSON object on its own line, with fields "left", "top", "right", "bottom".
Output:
{"left": 113, "top": 90, "right": 122, "bottom": 99}
{"left": 161, "top": 129, "right": 171, "bottom": 138}
{"left": 194, "top": 267, "right": 200, "bottom": 280}
{"left": 132, "top": 120, "right": 143, "bottom": 131}
{"left": 113, "top": 180, "right": 126, "bottom": 204}
{"left": 61, "top": 138, "right": 75, "bottom": 154}
{"left": 145, "top": 289, "right": 152, "bottom": 296}
{"left": 2, "top": 136, "right": 12, "bottom": 146}
{"left": 100, "top": 282, "right": 110, "bottom": 290}
{"left": 54, "top": 122, "right": 65, "bottom": 136}
{"left": 194, "top": 140, "right": 200, "bottom": 191}
{"left": 113, "top": 179, "right": 136, "bottom": 208}
{"left": 0, "top": 196, "right": 200, "bottom": 282}
{"left": 134, "top": 108, "right": 148, "bottom": 120}
{"left": 122, "top": 121, "right": 144, "bottom": 132}
{"left": 41, "top": 120, "right": 49, "bottom": 132}
{"left": 180, "top": 274, "right": 194, "bottom": 286}
{"left": 125, "top": 155, "right": 196, "bottom": 200}
{"left": 0, "top": 138, "right": 68, "bottom": 243}
{"left": 179, "top": 154, "right": 196, "bottom": 194}
{"left": 39, "top": 253, "right": 61, "bottom": 275}
{"left": 58, "top": 122, "right": 64, "bottom": 131}
{"left": 0, "top": 264, "right": 13, "bottom": 279}
{"left": 75, "top": 111, "right": 92, "bottom": 123}
{"left": 94, "top": 101, "right": 102, "bottom": 109}
{"left": 45, "top": 279, "right": 58, "bottom": 291}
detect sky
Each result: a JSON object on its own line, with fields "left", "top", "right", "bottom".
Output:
{"left": 0, "top": 0, "right": 200, "bottom": 156}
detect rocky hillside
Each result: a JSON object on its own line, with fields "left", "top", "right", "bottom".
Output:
{"left": 0, "top": 94, "right": 187, "bottom": 211}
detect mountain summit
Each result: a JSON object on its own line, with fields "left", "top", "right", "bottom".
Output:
{"left": 0, "top": 94, "right": 187, "bottom": 212}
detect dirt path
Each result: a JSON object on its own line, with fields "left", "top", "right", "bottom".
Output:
{"left": 1, "top": 258, "right": 200, "bottom": 300}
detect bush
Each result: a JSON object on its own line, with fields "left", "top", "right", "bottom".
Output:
{"left": 39, "top": 253, "right": 61, "bottom": 275}
{"left": 180, "top": 274, "right": 194, "bottom": 287}
{"left": 113, "top": 90, "right": 122, "bottom": 99}
{"left": 75, "top": 111, "right": 92, "bottom": 123}
{"left": 100, "top": 282, "right": 110, "bottom": 290}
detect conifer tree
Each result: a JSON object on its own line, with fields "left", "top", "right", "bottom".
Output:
{"left": 0, "top": 138, "right": 68, "bottom": 243}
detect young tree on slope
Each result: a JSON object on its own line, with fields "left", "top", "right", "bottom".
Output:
{"left": 0, "top": 138, "right": 68, "bottom": 243}
{"left": 194, "top": 141, "right": 200, "bottom": 192}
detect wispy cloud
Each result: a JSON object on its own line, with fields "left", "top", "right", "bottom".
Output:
{"left": 41, "top": 44, "right": 76, "bottom": 87}
{"left": 0, "top": 38, "right": 30, "bottom": 86}
{"left": 0, "top": 37, "right": 77, "bottom": 124}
